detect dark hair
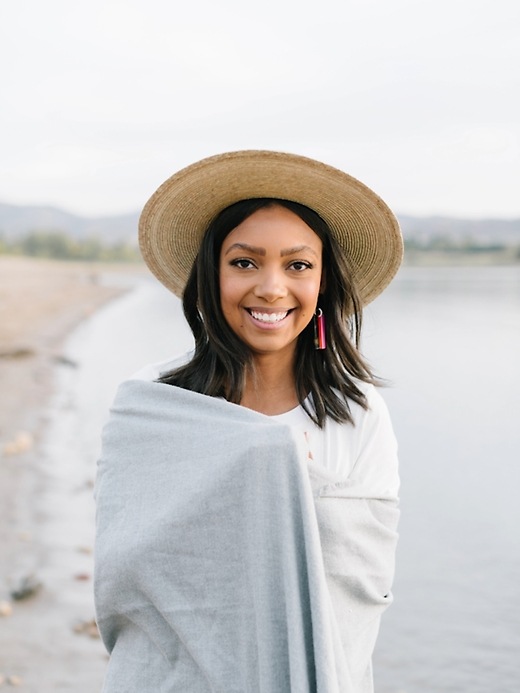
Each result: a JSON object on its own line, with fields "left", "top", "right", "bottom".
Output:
{"left": 158, "top": 198, "right": 377, "bottom": 427}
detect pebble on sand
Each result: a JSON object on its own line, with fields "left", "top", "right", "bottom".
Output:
{"left": 73, "top": 618, "right": 100, "bottom": 639}
{"left": 0, "top": 674, "right": 23, "bottom": 687}
{"left": 10, "top": 574, "right": 42, "bottom": 601}
{"left": 0, "top": 601, "right": 13, "bottom": 617}
{"left": 2, "top": 431, "right": 34, "bottom": 456}
{"left": 17, "top": 530, "right": 32, "bottom": 542}
{"left": 76, "top": 545, "right": 93, "bottom": 555}
{"left": 7, "top": 674, "right": 23, "bottom": 686}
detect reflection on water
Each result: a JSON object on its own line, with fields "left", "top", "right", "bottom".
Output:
{"left": 51, "top": 266, "right": 520, "bottom": 693}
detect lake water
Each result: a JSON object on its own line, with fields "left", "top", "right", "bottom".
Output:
{"left": 52, "top": 265, "right": 520, "bottom": 692}
{"left": 365, "top": 266, "right": 520, "bottom": 693}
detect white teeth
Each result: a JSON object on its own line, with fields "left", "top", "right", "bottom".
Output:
{"left": 250, "top": 310, "right": 288, "bottom": 323}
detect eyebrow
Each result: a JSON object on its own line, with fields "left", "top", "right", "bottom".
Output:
{"left": 225, "top": 242, "right": 318, "bottom": 258}
{"left": 280, "top": 245, "right": 319, "bottom": 258}
{"left": 225, "top": 242, "right": 265, "bottom": 256}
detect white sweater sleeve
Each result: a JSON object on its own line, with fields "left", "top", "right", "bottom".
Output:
{"left": 350, "top": 385, "right": 400, "bottom": 499}
{"left": 309, "top": 385, "right": 400, "bottom": 691}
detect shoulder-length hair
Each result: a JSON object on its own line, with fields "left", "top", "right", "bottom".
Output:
{"left": 158, "top": 198, "right": 378, "bottom": 428}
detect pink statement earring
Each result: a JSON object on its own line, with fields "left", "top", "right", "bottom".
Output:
{"left": 314, "top": 308, "right": 326, "bottom": 350}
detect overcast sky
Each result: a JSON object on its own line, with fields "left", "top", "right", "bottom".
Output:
{"left": 1, "top": 0, "right": 519, "bottom": 218}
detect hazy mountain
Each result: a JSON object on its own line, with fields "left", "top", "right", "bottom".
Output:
{"left": 1, "top": 201, "right": 520, "bottom": 247}
{"left": 0, "top": 202, "right": 139, "bottom": 244}
{"left": 398, "top": 214, "right": 520, "bottom": 246}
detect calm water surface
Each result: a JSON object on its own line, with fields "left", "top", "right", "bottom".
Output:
{"left": 366, "top": 266, "right": 520, "bottom": 693}
{"left": 57, "top": 265, "right": 520, "bottom": 693}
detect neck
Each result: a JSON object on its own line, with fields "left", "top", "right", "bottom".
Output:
{"left": 241, "top": 351, "right": 299, "bottom": 416}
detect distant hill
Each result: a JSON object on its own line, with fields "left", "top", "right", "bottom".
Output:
{"left": 398, "top": 214, "right": 520, "bottom": 246}
{"left": 0, "top": 202, "right": 139, "bottom": 244}
{"left": 1, "top": 201, "right": 520, "bottom": 248}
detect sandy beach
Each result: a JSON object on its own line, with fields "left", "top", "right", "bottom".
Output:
{"left": 0, "top": 256, "right": 146, "bottom": 691}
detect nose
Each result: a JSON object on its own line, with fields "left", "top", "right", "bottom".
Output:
{"left": 253, "top": 268, "right": 288, "bottom": 303}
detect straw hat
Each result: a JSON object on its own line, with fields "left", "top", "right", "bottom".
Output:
{"left": 139, "top": 150, "right": 403, "bottom": 304}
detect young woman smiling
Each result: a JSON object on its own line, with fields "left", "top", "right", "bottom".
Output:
{"left": 94, "top": 151, "right": 403, "bottom": 692}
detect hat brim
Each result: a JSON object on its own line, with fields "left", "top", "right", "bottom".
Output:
{"left": 138, "top": 150, "right": 403, "bottom": 304}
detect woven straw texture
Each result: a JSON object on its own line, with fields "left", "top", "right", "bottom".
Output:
{"left": 138, "top": 150, "right": 403, "bottom": 305}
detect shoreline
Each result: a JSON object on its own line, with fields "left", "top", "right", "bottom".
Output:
{"left": 0, "top": 256, "right": 147, "bottom": 689}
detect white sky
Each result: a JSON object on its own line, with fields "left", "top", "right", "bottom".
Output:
{"left": 1, "top": 0, "right": 519, "bottom": 218}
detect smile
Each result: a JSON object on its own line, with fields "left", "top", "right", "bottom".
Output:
{"left": 248, "top": 309, "right": 290, "bottom": 323}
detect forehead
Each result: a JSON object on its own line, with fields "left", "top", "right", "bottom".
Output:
{"left": 222, "top": 205, "right": 323, "bottom": 251}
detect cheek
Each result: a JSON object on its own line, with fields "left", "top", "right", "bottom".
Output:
{"left": 301, "top": 278, "right": 323, "bottom": 312}
{"left": 219, "top": 271, "right": 231, "bottom": 304}
{"left": 219, "top": 275, "right": 242, "bottom": 316}
{"left": 293, "top": 286, "right": 321, "bottom": 333}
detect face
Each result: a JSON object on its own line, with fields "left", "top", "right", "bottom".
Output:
{"left": 219, "top": 205, "right": 323, "bottom": 360}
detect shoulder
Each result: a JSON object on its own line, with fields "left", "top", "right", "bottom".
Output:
{"left": 130, "top": 350, "right": 194, "bottom": 381}
{"left": 351, "top": 381, "right": 397, "bottom": 453}
{"left": 337, "top": 380, "right": 395, "bottom": 434}
{"left": 330, "top": 382, "right": 399, "bottom": 497}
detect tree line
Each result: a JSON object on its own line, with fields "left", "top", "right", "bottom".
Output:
{"left": 1, "top": 229, "right": 519, "bottom": 263}
{"left": 404, "top": 237, "right": 520, "bottom": 257}
{"left": 0, "top": 230, "right": 142, "bottom": 262}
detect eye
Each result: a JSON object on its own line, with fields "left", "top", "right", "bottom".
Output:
{"left": 289, "top": 260, "right": 313, "bottom": 272}
{"left": 230, "top": 258, "right": 256, "bottom": 269}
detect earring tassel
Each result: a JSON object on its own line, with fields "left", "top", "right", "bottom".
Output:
{"left": 314, "top": 309, "right": 326, "bottom": 350}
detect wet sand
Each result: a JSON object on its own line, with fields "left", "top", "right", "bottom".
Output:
{"left": 0, "top": 256, "right": 146, "bottom": 690}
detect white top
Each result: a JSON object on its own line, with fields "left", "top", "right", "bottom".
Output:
{"left": 133, "top": 354, "right": 399, "bottom": 498}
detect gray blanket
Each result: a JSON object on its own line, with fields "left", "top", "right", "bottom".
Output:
{"left": 94, "top": 380, "right": 399, "bottom": 692}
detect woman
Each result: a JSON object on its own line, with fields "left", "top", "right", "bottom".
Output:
{"left": 94, "top": 150, "right": 403, "bottom": 692}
